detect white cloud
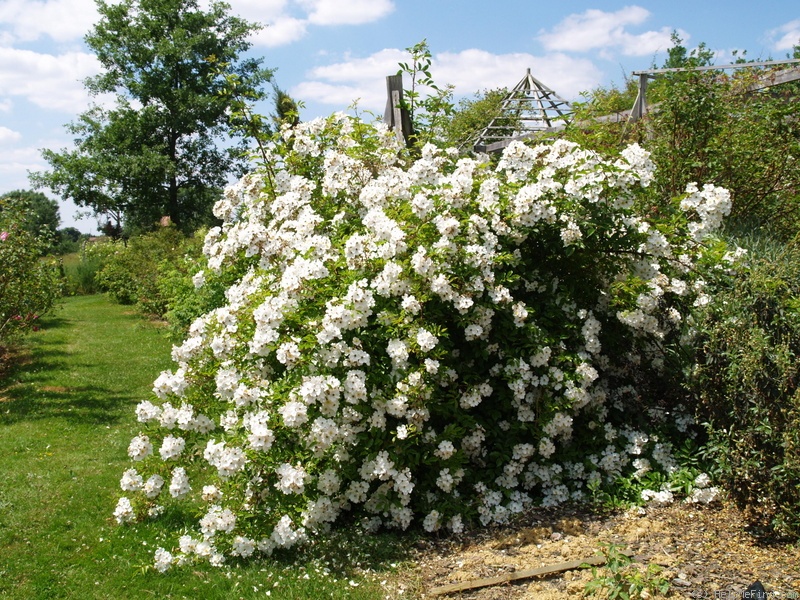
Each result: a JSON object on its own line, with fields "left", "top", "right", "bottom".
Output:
{"left": 0, "top": 0, "right": 98, "bottom": 42}
{"left": 0, "top": 126, "right": 21, "bottom": 144}
{"left": 292, "top": 80, "right": 382, "bottom": 112}
{"left": 0, "top": 144, "right": 46, "bottom": 192}
{"left": 298, "top": 0, "right": 394, "bottom": 26}
{"left": 308, "top": 48, "right": 406, "bottom": 82}
{"left": 292, "top": 48, "right": 601, "bottom": 114}
{"left": 227, "top": 0, "right": 289, "bottom": 23}
{"left": 0, "top": 47, "right": 101, "bottom": 113}
{"left": 293, "top": 48, "right": 406, "bottom": 111}
{"left": 537, "top": 6, "right": 682, "bottom": 57}
{"left": 250, "top": 16, "right": 309, "bottom": 47}
{"left": 230, "top": 0, "right": 393, "bottom": 47}
{"left": 768, "top": 19, "right": 800, "bottom": 52}
{"left": 434, "top": 49, "right": 601, "bottom": 100}
{"left": 0, "top": 0, "right": 393, "bottom": 49}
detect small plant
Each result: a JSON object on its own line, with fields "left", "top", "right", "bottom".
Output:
{"left": 397, "top": 39, "right": 455, "bottom": 148}
{"left": 583, "top": 543, "right": 670, "bottom": 599}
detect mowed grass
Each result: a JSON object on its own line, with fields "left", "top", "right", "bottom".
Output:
{"left": 0, "top": 296, "right": 411, "bottom": 599}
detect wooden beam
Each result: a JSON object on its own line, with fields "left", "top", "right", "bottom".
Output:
{"left": 630, "top": 73, "right": 649, "bottom": 122}
{"left": 428, "top": 550, "right": 633, "bottom": 596}
{"left": 748, "top": 66, "right": 800, "bottom": 91}
{"left": 632, "top": 58, "right": 800, "bottom": 76}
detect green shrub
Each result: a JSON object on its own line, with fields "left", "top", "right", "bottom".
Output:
{"left": 95, "top": 242, "right": 142, "bottom": 305}
{"left": 691, "top": 234, "right": 800, "bottom": 538}
{"left": 562, "top": 49, "right": 800, "bottom": 238}
{"left": 91, "top": 227, "right": 229, "bottom": 336}
{"left": 645, "top": 68, "right": 800, "bottom": 238}
{"left": 62, "top": 239, "right": 116, "bottom": 295}
{"left": 0, "top": 198, "right": 63, "bottom": 348}
{"left": 96, "top": 227, "right": 187, "bottom": 313}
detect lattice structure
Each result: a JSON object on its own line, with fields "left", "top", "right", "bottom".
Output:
{"left": 473, "top": 69, "right": 573, "bottom": 153}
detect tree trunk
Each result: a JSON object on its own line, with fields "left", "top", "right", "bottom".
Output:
{"left": 167, "top": 131, "right": 179, "bottom": 227}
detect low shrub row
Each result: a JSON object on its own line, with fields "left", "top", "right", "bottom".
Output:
{"left": 62, "top": 228, "right": 224, "bottom": 337}
{"left": 0, "top": 198, "right": 62, "bottom": 353}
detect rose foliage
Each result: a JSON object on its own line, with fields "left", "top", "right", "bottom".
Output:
{"left": 115, "top": 114, "right": 735, "bottom": 570}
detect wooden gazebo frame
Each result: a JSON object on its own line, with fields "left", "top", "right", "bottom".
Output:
{"left": 472, "top": 69, "right": 573, "bottom": 153}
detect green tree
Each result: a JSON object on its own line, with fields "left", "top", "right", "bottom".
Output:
{"left": 32, "top": 0, "right": 272, "bottom": 234}
{"left": 271, "top": 83, "right": 301, "bottom": 129}
{"left": 657, "top": 31, "right": 715, "bottom": 72}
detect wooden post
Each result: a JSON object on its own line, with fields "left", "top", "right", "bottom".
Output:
{"left": 631, "top": 73, "right": 649, "bottom": 122}
{"left": 384, "top": 74, "right": 413, "bottom": 146}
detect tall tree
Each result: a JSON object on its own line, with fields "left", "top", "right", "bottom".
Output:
{"left": 658, "top": 31, "right": 715, "bottom": 71}
{"left": 32, "top": 0, "right": 272, "bottom": 233}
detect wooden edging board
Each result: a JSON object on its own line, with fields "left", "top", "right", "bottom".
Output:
{"left": 429, "top": 550, "right": 634, "bottom": 596}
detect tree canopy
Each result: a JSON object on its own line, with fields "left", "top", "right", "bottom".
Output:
{"left": 32, "top": 0, "right": 272, "bottom": 234}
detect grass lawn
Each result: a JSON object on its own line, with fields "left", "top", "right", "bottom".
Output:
{"left": 0, "top": 295, "right": 410, "bottom": 599}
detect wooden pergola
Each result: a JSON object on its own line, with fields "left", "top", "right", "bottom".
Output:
{"left": 628, "top": 58, "right": 800, "bottom": 121}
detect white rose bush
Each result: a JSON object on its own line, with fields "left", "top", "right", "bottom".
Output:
{"left": 115, "top": 113, "right": 733, "bottom": 570}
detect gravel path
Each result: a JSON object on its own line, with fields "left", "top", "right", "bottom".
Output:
{"left": 393, "top": 502, "right": 800, "bottom": 599}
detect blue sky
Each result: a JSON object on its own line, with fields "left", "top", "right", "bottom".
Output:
{"left": 1, "top": 0, "right": 798, "bottom": 233}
